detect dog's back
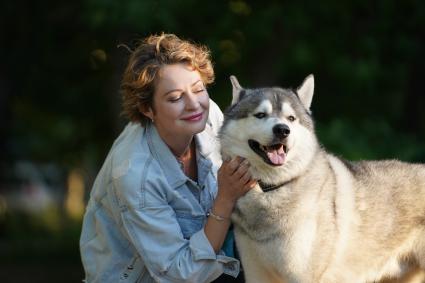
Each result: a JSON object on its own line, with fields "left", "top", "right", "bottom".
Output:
{"left": 321, "top": 157, "right": 425, "bottom": 282}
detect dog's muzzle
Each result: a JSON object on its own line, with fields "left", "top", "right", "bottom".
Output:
{"left": 248, "top": 142, "right": 287, "bottom": 167}
{"left": 248, "top": 123, "right": 289, "bottom": 166}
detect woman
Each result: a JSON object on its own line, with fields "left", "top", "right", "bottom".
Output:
{"left": 79, "top": 33, "right": 256, "bottom": 282}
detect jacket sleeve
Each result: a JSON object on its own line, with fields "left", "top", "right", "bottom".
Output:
{"left": 112, "top": 157, "right": 239, "bottom": 283}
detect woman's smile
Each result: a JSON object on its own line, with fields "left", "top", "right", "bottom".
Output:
{"left": 181, "top": 112, "right": 204, "bottom": 122}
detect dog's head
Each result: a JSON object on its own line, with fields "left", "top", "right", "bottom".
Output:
{"left": 219, "top": 75, "right": 319, "bottom": 184}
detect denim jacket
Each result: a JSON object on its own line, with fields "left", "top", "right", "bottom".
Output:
{"left": 79, "top": 100, "right": 240, "bottom": 283}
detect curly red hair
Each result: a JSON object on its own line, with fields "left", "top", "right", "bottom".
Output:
{"left": 120, "top": 33, "right": 215, "bottom": 125}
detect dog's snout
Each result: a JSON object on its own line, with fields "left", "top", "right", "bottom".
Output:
{"left": 273, "top": 124, "right": 290, "bottom": 138}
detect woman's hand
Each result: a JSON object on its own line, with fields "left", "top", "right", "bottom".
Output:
{"left": 204, "top": 156, "right": 257, "bottom": 253}
{"left": 215, "top": 156, "right": 257, "bottom": 213}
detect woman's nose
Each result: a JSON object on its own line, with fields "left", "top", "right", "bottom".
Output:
{"left": 185, "top": 91, "right": 200, "bottom": 109}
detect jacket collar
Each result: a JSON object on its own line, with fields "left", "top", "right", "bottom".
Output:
{"left": 146, "top": 123, "right": 215, "bottom": 189}
{"left": 194, "top": 123, "right": 217, "bottom": 159}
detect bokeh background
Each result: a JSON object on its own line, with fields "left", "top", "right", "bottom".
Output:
{"left": 1, "top": 0, "right": 424, "bottom": 282}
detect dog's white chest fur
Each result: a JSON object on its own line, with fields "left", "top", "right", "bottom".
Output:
{"left": 232, "top": 185, "right": 322, "bottom": 282}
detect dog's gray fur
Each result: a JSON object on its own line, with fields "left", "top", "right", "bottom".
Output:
{"left": 219, "top": 75, "right": 425, "bottom": 283}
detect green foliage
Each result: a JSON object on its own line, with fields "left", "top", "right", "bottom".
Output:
{"left": 317, "top": 118, "right": 425, "bottom": 162}
{"left": 1, "top": 0, "right": 424, "bottom": 175}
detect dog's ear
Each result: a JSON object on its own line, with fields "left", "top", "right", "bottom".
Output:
{"left": 297, "top": 74, "right": 314, "bottom": 110}
{"left": 230, "top": 75, "right": 243, "bottom": 105}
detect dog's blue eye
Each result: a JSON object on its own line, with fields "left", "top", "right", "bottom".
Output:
{"left": 254, "top": 112, "right": 267, "bottom": 119}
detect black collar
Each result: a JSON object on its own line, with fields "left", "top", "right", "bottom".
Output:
{"left": 259, "top": 180, "right": 290, "bottom": 192}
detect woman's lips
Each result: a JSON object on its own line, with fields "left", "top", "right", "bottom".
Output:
{"left": 181, "top": 112, "right": 203, "bottom": 122}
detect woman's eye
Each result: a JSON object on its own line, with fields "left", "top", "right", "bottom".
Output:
{"left": 169, "top": 96, "right": 181, "bottom": 102}
{"left": 288, "top": 115, "right": 296, "bottom": 122}
{"left": 193, "top": 88, "right": 205, "bottom": 93}
{"left": 254, "top": 112, "right": 267, "bottom": 119}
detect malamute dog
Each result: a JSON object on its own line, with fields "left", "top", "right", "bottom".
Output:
{"left": 219, "top": 75, "right": 425, "bottom": 283}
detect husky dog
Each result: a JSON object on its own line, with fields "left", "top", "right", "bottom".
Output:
{"left": 219, "top": 75, "right": 425, "bottom": 283}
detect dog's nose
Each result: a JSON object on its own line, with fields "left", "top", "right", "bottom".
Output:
{"left": 273, "top": 124, "right": 290, "bottom": 138}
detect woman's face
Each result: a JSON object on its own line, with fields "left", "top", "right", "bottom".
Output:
{"left": 144, "top": 63, "right": 210, "bottom": 141}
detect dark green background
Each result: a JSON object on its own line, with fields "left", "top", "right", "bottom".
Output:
{"left": 1, "top": 0, "right": 424, "bottom": 282}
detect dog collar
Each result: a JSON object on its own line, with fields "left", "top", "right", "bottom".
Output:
{"left": 259, "top": 180, "right": 290, "bottom": 192}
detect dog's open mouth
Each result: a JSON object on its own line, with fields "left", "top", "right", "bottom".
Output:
{"left": 248, "top": 139, "right": 287, "bottom": 166}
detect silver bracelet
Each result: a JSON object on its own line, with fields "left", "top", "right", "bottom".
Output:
{"left": 207, "top": 210, "right": 230, "bottom": 222}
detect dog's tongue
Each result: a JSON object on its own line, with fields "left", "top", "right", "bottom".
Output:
{"left": 266, "top": 145, "right": 285, "bottom": 165}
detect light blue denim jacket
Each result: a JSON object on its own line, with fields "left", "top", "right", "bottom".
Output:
{"left": 80, "top": 100, "right": 240, "bottom": 283}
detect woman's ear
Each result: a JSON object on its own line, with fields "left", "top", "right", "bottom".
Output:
{"left": 138, "top": 103, "right": 154, "bottom": 121}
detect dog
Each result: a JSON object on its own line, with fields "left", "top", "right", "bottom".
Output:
{"left": 218, "top": 75, "right": 425, "bottom": 283}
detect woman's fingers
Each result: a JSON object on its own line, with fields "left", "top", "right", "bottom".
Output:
{"left": 245, "top": 179, "right": 257, "bottom": 189}
{"left": 221, "top": 155, "right": 257, "bottom": 188}
{"left": 233, "top": 159, "right": 249, "bottom": 178}
{"left": 226, "top": 156, "right": 243, "bottom": 174}
{"left": 239, "top": 169, "right": 252, "bottom": 184}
